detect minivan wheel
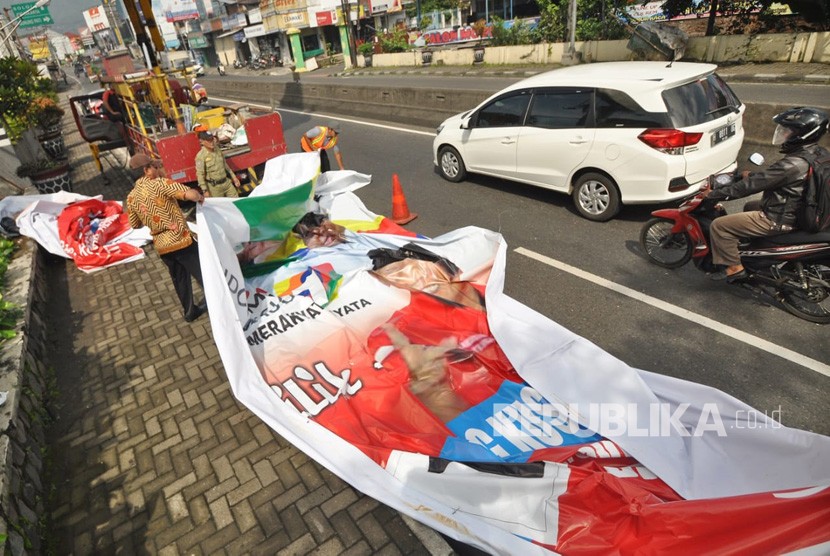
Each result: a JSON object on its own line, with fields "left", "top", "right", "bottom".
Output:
{"left": 438, "top": 146, "right": 466, "bottom": 182}
{"left": 572, "top": 173, "right": 620, "bottom": 222}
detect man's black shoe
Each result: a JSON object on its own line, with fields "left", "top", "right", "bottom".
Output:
{"left": 184, "top": 302, "right": 207, "bottom": 322}
{"left": 726, "top": 269, "right": 749, "bottom": 284}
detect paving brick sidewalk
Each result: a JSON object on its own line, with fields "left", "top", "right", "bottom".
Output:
{"left": 42, "top": 87, "right": 453, "bottom": 555}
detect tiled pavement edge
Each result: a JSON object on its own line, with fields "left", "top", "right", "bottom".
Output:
{"left": 42, "top": 85, "right": 454, "bottom": 555}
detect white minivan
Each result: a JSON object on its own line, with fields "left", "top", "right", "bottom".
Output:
{"left": 433, "top": 62, "right": 745, "bottom": 221}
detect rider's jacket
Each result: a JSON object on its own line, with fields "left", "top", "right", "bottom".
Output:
{"left": 708, "top": 144, "right": 828, "bottom": 228}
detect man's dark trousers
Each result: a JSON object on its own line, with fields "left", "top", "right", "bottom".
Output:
{"left": 160, "top": 242, "right": 204, "bottom": 319}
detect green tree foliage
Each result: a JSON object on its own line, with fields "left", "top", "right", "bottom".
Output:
{"left": 490, "top": 16, "right": 543, "bottom": 45}
{"left": 661, "top": 0, "right": 774, "bottom": 35}
{"left": 379, "top": 28, "right": 412, "bottom": 52}
{"left": 0, "top": 57, "right": 56, "bottom": 143}
{"left": 0, "top": 238, "right": 20, "bottom": 341}
{"left": 535, "top": 0, "right": 629, "bottom": 43}
{"left": 405, "top": 0, "right": 467, "bottom": 21}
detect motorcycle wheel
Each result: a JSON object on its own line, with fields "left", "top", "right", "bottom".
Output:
{"left": 777, "top": 264, "right": 830, "bottom": 324}
{"left": 640, "top": 218, "right": 693, "bottom": 269}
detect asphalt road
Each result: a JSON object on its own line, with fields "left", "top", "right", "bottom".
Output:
{"left": 213, "top": 101, "right": 829, "bottom": 438}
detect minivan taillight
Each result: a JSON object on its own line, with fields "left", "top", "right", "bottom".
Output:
{"left": 638, "top": 129, "right": 703, "bottom": 155}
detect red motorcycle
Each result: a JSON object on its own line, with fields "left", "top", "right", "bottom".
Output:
{"left": 640, "top": 155, "right": 830, "bottom": 323}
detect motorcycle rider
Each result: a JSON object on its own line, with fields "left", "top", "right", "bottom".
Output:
{"left": 704, "top": 107, "right": 829, "bottom": 282}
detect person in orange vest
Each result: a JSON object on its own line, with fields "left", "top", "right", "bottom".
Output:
{"left": 300, "top": 122, "right": 345, "bottom": 172}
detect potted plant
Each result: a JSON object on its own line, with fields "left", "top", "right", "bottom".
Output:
{"left": 16, "top": 157, "right": 72, "bottom": 194}
{"left": 28, "top": 95, "right": 67, "bottom": 160}
{"left": 472, "top": 19, "right": 487, "bottom": 64}
{"left": 29, "top": 95, "right": 64, "bottom": 137}
{"left": 358, "top": 42, "right": 374, "bottom": 68}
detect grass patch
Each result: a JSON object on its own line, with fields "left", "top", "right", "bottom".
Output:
{"left": 0, "top": 237, "right": 21, "bottom": 340}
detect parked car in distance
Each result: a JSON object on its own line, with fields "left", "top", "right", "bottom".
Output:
{"left": 433, "top": 61, "right": 745, "bottom": 221}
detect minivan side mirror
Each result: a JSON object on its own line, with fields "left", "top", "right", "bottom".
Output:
{"left": 460, "top": 119, "right": 470, "bottom": 130}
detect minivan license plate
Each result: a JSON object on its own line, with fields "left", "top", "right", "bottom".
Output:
{"left": 712, "top": 123, "right": 736, "bottom": 146}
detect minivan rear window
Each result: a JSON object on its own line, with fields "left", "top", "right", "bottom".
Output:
{"left": 662, "top": 73, "right": 742, "bottom": 128}
{"left": 595, "top": 89, "right": 670, "bottom": 128}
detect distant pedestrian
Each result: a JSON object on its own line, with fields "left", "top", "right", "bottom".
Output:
{"left": 300, "top": 122, "right": 344, "bottom": 172}
{"left": 195, "top": 130, "right": 240, "bottom": 198}
{"left": 126, "top": 153, "right": 207, "bottom": 323}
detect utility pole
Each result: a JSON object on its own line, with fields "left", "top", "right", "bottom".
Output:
{"left": 2, "top": 7, "right": 23, "bottom": 57}
{"left": 0, "top": 12, "right": 15, "bottom": 57}
{"left": 339, "top": 0, "right": 357, "bottom": 67}
{"left": 103, "top": 0, "right": 125, "bottom": 47}
{"left": 560, "top": 0, "right": 580, "bottom": 65}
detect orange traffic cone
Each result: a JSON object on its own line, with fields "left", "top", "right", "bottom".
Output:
{"left": 391, "top": 174, "right": 417, "bottom": 225}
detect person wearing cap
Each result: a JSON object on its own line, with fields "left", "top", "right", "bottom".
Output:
{"left": 195, "top": 130, "right": 240, "bottom": 198}
{"left": 300, "top": 122, "right": 345, "bottom": 172}
{"left": 126, "top": 153, "right": 208, "bottom": 323}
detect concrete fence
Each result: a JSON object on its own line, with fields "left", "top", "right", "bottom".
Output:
{"left": 360, "top": 31, "right": 830, "bottom": 68}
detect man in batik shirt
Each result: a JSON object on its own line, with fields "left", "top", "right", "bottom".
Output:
{"left": 126, "top": 153, "right": 207, "bottom": 322}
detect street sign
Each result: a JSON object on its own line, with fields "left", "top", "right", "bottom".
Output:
{"left": 10, "top": 2, "right": 54, "bottom": 29}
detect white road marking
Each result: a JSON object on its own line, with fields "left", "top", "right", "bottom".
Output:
{"left": 515, "top": 247, "right": 830, "bottom": 378}
{"left": 210, "top": 96, "right": 436, "bottom": 137}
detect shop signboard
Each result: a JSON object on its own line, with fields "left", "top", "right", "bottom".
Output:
{"left": 82, "top": 5, "right": 111, "bottom": 32}
{"left": 244, "top": 23, "right": 267, "bottom": 38}
{"left": 274, "top": 0, "right": 306, "bottom": 11}
{"left": 188, "top": 33, "right": 208, "bottom": 48}
{"left": 27, "top": 36, "right": 50, "bottom": 59}
{"left": 277, "top": 10, "right": 308, "bottom": 28}
{"left": 314, "top": 10, "right": 335, "bottom": 26}
{"left": 248, "top": 7, "right": 263, "bottom": 24}
{"left": 163, "top": 0, "right": 199, "bottom": 21}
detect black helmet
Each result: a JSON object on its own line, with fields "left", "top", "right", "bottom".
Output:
{"left": 771, "top": 107, "right": 828, "bottom": 152}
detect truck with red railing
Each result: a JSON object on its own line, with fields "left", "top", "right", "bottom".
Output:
{"left": 68, "top": 0, "right": 286, "bottom": 192}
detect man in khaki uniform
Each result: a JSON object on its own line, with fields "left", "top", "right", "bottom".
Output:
{"left": 195, "top": 130, "right": 240, "bottom": 197}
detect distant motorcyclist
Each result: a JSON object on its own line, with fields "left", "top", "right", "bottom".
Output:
{"left": 704, "top": 106, "right": 829, "bottom": 283}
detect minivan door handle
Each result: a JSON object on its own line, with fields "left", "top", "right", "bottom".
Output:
{"left": 569, "top": 137, "right": 589, "bottom": 145}
{"left": 501, "top": 137, "right": 516, "bottom": 145}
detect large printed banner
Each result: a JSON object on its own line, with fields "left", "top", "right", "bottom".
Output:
{"left": 198, "top": 153, "right": 830, "bottom": 554}
{"left": 0, "top": 192, "right": 151, "bottom": 273}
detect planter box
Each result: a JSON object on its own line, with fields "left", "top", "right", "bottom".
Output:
{"left": 29, "top": 164, "right": 72, "bottom": 194}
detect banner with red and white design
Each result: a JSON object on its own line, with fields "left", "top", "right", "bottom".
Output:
{"left": 197, "top": 153, "right": 830, "bottom": 554}
{"left": 0, "top": 192, "right": 151, "bottom": 272}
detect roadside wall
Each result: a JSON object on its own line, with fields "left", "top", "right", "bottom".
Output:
{"left": 361, "top": 31, "right": 829, "bottom": 67}
{"left": 0, "top": 241, "right": 51, "bottom": 555}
